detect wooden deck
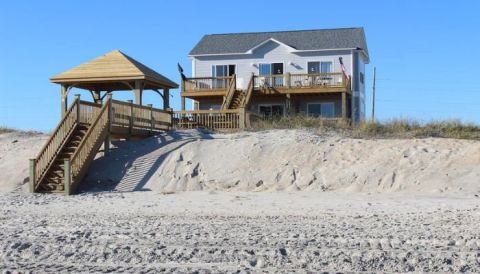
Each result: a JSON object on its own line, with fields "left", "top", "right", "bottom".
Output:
{"left": 181, "top": 73, "right": 350, "bottom": 99}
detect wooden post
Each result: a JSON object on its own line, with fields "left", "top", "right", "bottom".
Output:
{"left": 166, "top": 107, "right": 173, "bottom": 131}
{"left": 341, "top": 92, "right": 347, "bottom": 119}
{"left": 163, "top": 89, "right": 170, "bottom": 110}
{"left": 29, "top": 159, "right": 36, "bottom": 193}
{"left": 147, "top": 103, "right": 153, "bottom": 134}
{"left": 286, "top": 94, "right": 291, "bottom": 116}
{"left": 74, "top": 94, "right": 80, "bottom": 123}
{"left": 286, "top": 73, "right": 291, "bottom": 88}
{"left": 239, "top": 107, "right": 245, "bottom": 129}
{"left": 181, "top": 97, "right": 186, "bottom": 111}
{"left": 134, "top": 80, "right": 143, "bottom": 105}
{"left": 104, "top": 94, "right": 112, "bottom": 155}
{"left": 61, "top": 85, "right": 68, "bottom": 118}
{"left": 64, "top": 159, "right": 71, "bottom": 195}
{"left": 128, "top": 99, "right": 133, "bottom": 137}
{"left": 372, "top": 67, "right": 376, "bottom": 121}
{"left": 93, "top": 91, "right": 102, "bottom": 104}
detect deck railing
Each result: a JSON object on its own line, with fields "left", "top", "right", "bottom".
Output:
{"left": 79, "top": 100, "right": 102, "bottom": 124}
{"left": 254, "top": 73, "right": 348, "bottom": 89}
{"left": 173, "top": 109, "right": 243, "bottom": 130}
{"left": 183, "top": 76, "right": 233, "bottom": 92}
{"left": 111, "top": 100, "right": 171, "bottom": 133}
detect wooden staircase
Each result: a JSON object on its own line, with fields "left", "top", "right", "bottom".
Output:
{"left": 36, "top": 123, "right": 89, "bottom": 193}
{"left": 221, "top": 74, "right": 254, "bottom": 110}
{"left": 227, "top": 90, "right": 245, "bottom": 109}
{"left": 29, "top": 96, "right": 173, "bottom": 195}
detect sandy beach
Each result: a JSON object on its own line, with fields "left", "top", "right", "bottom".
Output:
{"left": 0, "top": 129, "right": 479, "bottom": 272}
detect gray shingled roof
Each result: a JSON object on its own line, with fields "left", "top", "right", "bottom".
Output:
{"left": 189, "top": 28, "right": 368, "bottom": 59}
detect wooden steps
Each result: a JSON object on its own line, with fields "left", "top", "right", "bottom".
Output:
{"left": 36, "top": 123, "right": 90, "bottom": 193}
{"left": 229, "top": 90, "right": 245, "bottom": 109}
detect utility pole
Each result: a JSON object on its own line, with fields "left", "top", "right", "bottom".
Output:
{"left": 371, "top": 67, "right": 376, "bottom": 121}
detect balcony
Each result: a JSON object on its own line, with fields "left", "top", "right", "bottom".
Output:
{"left": 253, "top": 72, "right": 351, "bottom": 94}
{"left": 181, "top": 76, "right": 234, "bottom": 97}
{"left": 180, "top": 72, "right": 350, "bottom": 98}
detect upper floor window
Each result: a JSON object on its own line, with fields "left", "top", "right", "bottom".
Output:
{"left": 308, "top": 61, "right": 332, "bottom": 74}
{"left": 212, "top": 65, "right": 235, "bottom": 88}
{"left": 212, "top": 64, "right": 235, "bottom": 77}
{"left": 360, "top": 72, "right": 364, "bottom": 84}
{"left": 259, "top": 63, "right": 271, "bottom": 76}
{"left": 258, "top": 63, "right": 283, "bottom": 75}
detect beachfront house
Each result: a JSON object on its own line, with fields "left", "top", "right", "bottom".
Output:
{"left": 180, "top": 28, "right": 369, "bottom": 123}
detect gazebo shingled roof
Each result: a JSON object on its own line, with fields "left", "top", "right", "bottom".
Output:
{"left": 51, "top": 50, "right": 177, "bottom": 116}
{"left": 50, "top": 50, "right": 178, "bottom": 91}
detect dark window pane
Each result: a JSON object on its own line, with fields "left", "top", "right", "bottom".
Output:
{"left": 308, "top": 104, "right": 322, "bottom": 117}
{"left": 271, "top": 105, "right": 284, "bottom": 116}
{"left": 308, "top": 62, "right": 320, "bottom": 74}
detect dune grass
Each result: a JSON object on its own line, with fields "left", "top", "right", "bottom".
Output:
{"left": 249, "top": 116, "right": 480, "bottom": 140}
{"left": 0, "top": 126, "right": 16, "bottom": 134}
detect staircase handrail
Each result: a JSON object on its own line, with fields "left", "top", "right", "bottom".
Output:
{"left": 242, "top": 73, "right": 255, "bottom": 108}
{"left": 221, "top": 74, "right": 237, "bottom": 110}
{"left": 32, "top": 97, "right": 80, "bottom": 190}
{"left": 67, "top": 98, "right": 111, "bottom": 194}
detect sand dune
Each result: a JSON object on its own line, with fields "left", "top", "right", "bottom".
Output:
{"left": 80, "top": 129, "right": 480, "bottom": 195}
{"left": 1, "top": 130, "right": 479, "bottom": 272}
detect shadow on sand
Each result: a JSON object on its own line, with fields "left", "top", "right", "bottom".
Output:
{"left": 79, "top": 129, "right": 214, "bottom": 193}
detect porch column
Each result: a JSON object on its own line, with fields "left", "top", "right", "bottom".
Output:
{"left": 134, "top": 80, "right": 143, "bottom": 105}
{"left": 341, "top": 92, "right": 347, "bottom": 119}
{"left": 61, "top": 85, "right": 68, "bottom": 118}
{"left": 286, "top": 94, "right": 292, "bottom": 116}
{"left": 181, "top": 96, "right": 186, "bottom": 111}
{"left": 92, "top": 90, "right": 102, "bottom": 104}
{"left": 163, "top": 88, "right": 170, "bottom": 110}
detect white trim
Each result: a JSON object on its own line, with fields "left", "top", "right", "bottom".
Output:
{"left": 246, "top": 38, "right": 296, "bottom": 54}
{"left": 307, "top": 102, "right": 335, "bottom": 118}
{"left": 188, "top": 47, "right": 362, "bottom": 57}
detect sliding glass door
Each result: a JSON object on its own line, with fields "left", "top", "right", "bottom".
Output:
{"left": 212, "top": 65, "right": 235, "bottom": 88}
{"left": 258, "top": 63, "right": 284, "bottom": 87}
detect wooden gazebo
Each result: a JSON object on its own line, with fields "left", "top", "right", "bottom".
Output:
{"left": 50, "top": 50, "right": 178, "bottom": 117}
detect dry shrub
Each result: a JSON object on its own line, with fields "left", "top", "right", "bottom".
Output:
{"left": 0, "top": 126, "right": 15, "bottom": 134}
{"left": 249, "top": 116, "right": 480, "bottom": 140}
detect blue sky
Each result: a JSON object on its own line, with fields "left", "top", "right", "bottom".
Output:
{"left": 1, "top": 0, "right": 479, "bottom": 131}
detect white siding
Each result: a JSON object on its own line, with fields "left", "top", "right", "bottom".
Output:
{"left": 192, "top": 41, "right": 354, "bottom": 89}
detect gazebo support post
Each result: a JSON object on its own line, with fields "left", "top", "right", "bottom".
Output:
{"left": 104, "top": 94, "right": 113, "bottom": 156}
{"left": 134, "top": 80, "right": 143, "bottom": 105}
{"left": 163, "top": 88, "right": 170, "bottom": 110}
{"left": 92, "top": 90, "right": 102, "bottom": 104}
{"left": 61, "top": 85, "right": 68, "bottom": 118}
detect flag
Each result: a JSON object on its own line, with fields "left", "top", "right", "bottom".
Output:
{"left": 177, "top": 63, "right": 184, "bottom": 73}
{"left": 339, "top": 57, "right": 350, "bottom": 80}
{"left": 177, "top": 63, "right": 186, "bottom": 81}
